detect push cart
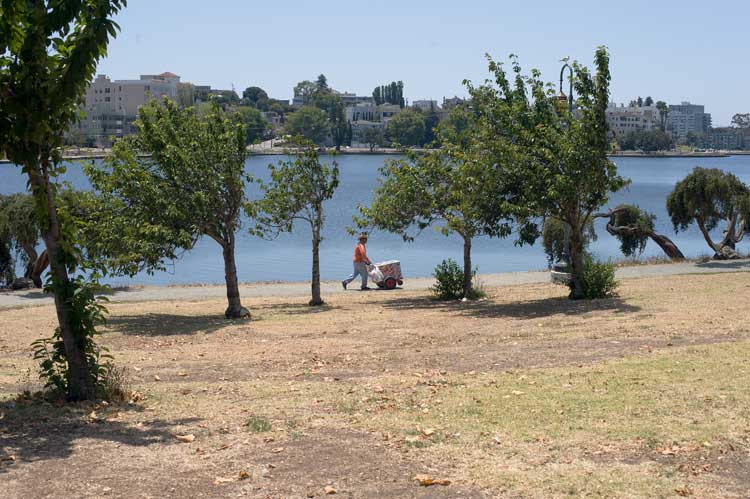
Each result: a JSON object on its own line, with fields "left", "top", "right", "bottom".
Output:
{"left": 368, "top": 260, "right": 403, "bottom": 290}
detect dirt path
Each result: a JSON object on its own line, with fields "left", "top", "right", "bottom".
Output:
{"left": 2, "top": 259, "right": 749, "bottom": 310}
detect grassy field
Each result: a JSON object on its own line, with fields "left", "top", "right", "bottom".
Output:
{"left": 1, "top": 272, "right": 749, "bottom": 498}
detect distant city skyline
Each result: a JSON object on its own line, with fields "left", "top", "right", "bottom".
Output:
{"left": 95, "top": 0, "right": 748, "bottom": 126}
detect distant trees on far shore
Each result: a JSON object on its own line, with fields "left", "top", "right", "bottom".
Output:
{"left": 618, "top": 129, "right": 674, "bottom": 152}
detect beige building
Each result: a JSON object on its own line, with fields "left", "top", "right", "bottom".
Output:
{"left": 606, "top": 103, "right": 662, "bottom": 139}
{"left": 73, "top": 72, "right": 180, "bottom": 145}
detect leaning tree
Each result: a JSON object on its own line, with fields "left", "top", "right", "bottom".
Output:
{"left": 666, "top": 167, "right": 749, "bottom": 259}
{"left": 0, "top": 193, "right": 49, "bottom": 287}
{"left": 88, "top": 99, "right": 253, "bottom": 318}
{"left": 0, "top": 0, "right": 127, "bottom": 401}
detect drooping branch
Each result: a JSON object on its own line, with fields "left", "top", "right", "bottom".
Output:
{"left": 595, "top": 206, "right": 685, "bottom": 261}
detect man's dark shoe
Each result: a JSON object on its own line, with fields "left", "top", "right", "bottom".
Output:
{"left": 360, "top": 286, "right": 372, "bottom": 291}
{"left": 342, "top": 280, "right": 347, "bottom": 290}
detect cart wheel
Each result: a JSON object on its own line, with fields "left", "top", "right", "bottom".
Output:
{"left": 384, "top": 277, "right": 397, "bottom": 290}
{"left": 397, "top": 279, "right": 403, "bottom": 286}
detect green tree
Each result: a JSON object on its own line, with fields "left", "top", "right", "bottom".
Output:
{"left": 386, "top": 109, "right": 426, "bottom": 147}
{"left": 603, "top": 205, "right": 684, "bottom": 260}
{"left": 644, "top": 96, "right": 654, "bottom": 107}
{"left": 316, "top": 74, "right": 329, "bottom": 92}
{"left": 656, "top": 101, "right": 668, "bottom": 131}
{"left": 666, "top": 167, "right": 749, "bottom": 259}
{"left": 234, "top": 106, "right": 269, "bottom": 144}
{"left": 0, "top": 193, "right": 49, "bottom": 287}
{"left": 242, "top": 86, "right": 269, "bottom": 108}
{"left": 252, "top": 139, "right": 339, "bottom": 306}
{"left": 355, "top": 117, "right": 533, "bottom": 297}
{"left": 285, "top": 106, "right": 330, "bottom": 145}
{"left": 361, "top": 126, "right": 385, "bottom": 151}
{"left": 618, "top": 129, "right": 673, "bottom": 152}
{"left": 294, "top": 80, "right": 317, "bottom": 104}
{"left": 470, "top": 48, "right": 627, "bottom": 299}
{"left": 88, "top": 99, "right": 253, "bottom": 318}
{"left": 0, "top": 0, "right": 126, "bottom": 400}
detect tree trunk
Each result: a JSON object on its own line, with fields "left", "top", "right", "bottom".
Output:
{"left": 568, "top": 222, "right": 586, "bottom": 300}
{"left": 647, "top": 232, "right": 685, "bottom": 260}
{"left": 310, "top": 229, "right": 323, "bottom": 306}
{"left": 221, "top": 234, "right": 248, "bottom": 319}
{"left": 24, "top": 249, "right": 49, "bottom": 288}
{"left": 29, "top": 161, "right": 94, "bottom": 401}
{"left": 462, "top": 236, "right": 473, "bottom": 298}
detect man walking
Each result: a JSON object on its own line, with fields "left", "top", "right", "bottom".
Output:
{"left": 342, "top": 233, "right": 372, "bottom": 290}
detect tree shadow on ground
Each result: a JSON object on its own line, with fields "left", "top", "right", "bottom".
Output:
{"left": 256, "top": 303, "right": 342, "bottom": 316}
{"left": 0, "top": 396, "right": 199, "bottom": 474}
{"left": 105, "top": 313, "right": 233, "bottom": 337}
{"left": 380, "top": 295, "right": 641, "bottom": 320}
{"left": 696, "top": 259, "right": 750, "bottom": 270}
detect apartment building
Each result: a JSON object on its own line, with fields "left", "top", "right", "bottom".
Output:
{"left": 605, "top": 103, "right": 662, "bottom": 138}
{"left": 666, "top": 102, "right": 712, "bottom": 143}
{"left": 74, "top": 72, "right": 180, "bottom": 145}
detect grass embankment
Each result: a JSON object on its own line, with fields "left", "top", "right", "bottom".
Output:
{"left": 0, "top": 273, "right": 749, "bottom": 498}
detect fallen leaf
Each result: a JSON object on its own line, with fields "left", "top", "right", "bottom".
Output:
{"left": 420, "top": 427, "right": 436, "bottom": 437}
{"left": 324, "top": 485, "right": 338, "bottom": 494}
{"left": 0, "top": 455, "right": 16, "bottom": 462}
{"left": 153, "top": 375, "right": 161, "bottom": 382}
{"left": 178, "top": 372, "right": 188, "bottom": 377}
{"left": 271, "top": 447, "right": 284, "bottom": 453}
{"left": 175, "top": 434, "right": 195, "bottom": 443}
{"left": 238, "top": 470, "right": 250, "bottom": 480}
{"left": 414, "top": 474, "right": 451, "bottom": 486}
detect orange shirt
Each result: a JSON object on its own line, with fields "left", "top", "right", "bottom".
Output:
{"left": 353, "top": 242, "right": 368, "bottom": 263}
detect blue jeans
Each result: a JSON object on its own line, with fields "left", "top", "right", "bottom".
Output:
{"left": 344, "top": 262, "right": 368, "bottom": 288}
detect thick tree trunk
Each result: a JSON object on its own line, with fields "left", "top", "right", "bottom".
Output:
{"left": 221, "top": 234, "right": 248, "bottom": 319}
{"left": 310, "top": 230, "right": 323, "bottom": 306}
{"left": 568, "top": 222, "right": 586, "bottom": 300}
{"left": 647, "top": 233, "right": 685, "bottom": 260}
{"left": 29, "top": 161, "right": 94, "bottom": 401}
{"left": 462, "top": 236, "right": 473, "bottom": 298}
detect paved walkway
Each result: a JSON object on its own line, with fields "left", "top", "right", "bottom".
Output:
{"left": 1, "top": 260, "right": 749, "bottom": 310}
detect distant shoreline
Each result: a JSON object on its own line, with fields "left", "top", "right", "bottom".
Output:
{"left": 1, "top": 149, "right": 747, "bottom": 163}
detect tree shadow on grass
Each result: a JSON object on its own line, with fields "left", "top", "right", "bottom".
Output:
{"left": 380, "top": 295, "right": 641, "bottom": 320}
{"left": 256, "top": 303, "right": 342, "bottom": 317}
{"left": 0, "top": 396, "right": 200, "bottom": 474}
{"left": 105, "top": 313, "right": 233, "bottom": 337}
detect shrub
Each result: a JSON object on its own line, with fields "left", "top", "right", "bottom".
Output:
{"left": 570, "top": 256, "right": 618, "bottom": 299}
{"left": 431, "top": 258, "right": 485, "bottom": 300}
{"left": 431, "top": 259, "right": 464, "bottom": 300}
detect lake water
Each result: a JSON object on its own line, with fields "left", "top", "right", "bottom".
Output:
{"left": 2, "top": 154, "right": 749, "bottom": 286}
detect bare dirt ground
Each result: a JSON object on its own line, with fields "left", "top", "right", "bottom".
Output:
{"left": 1, "top": 273, "right": 750, "bottom": 498}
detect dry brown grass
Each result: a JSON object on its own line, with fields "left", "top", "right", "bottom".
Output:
{"left": 1, "top": 273, "right": 749, "bottom": 498}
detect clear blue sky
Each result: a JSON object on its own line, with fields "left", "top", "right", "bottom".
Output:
{"left": 97, "top": 0, "right": 748, "bottom": 125}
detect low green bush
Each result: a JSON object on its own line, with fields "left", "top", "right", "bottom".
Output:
{"left": 571, "top": 256, "right": 618, "bottom": 299}
{"left": 431, "top": 258, "right": 464, "bottom": 300}
{"left": 431, "top": 258, "right": 485, "bottom": 300}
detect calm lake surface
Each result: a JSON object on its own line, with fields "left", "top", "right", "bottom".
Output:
{"left": 2, "top": 155, "right": 749, "bottom": 285}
